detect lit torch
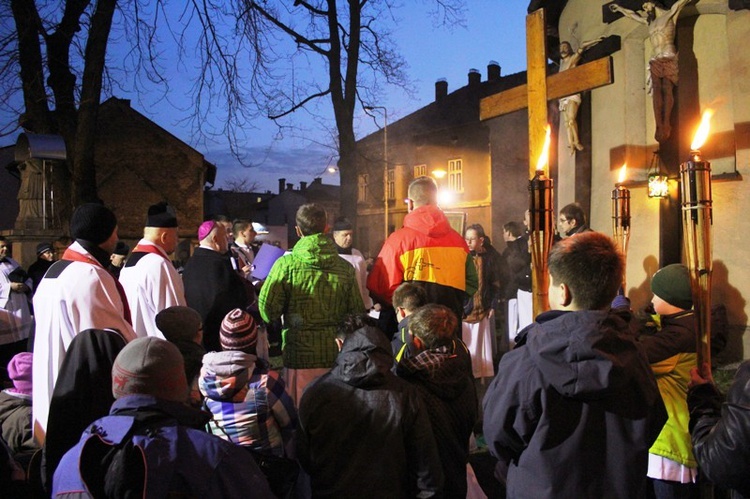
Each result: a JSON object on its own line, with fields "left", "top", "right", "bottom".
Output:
{"left": 612, "top": 164, "right": 631, "bottom": 289}
{"left": 680, "top": 110, "right": 714, "bottom": 369}
{"left": 529, "top": 125, "right": 554, "bottom": 316}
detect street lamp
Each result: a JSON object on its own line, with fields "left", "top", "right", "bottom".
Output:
{"left": 365, "top": 105, "right": 389, "bottom": 241}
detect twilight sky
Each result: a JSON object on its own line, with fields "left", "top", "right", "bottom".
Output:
{"left": 1, "top": 2, "right": 531, "bottom": 193}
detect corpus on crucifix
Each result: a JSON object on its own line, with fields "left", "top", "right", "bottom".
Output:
{"left": 609, "top": 0, "right": 691, "bottom": 143}
{"left": 480, "top": 9, "right": 614, "bottom": 316}
{"left": 559, "top": 37, "right": 605, "bottom": 154}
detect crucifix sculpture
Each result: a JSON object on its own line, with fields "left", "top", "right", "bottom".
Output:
{"left": 609, "top": 0, "right": 691, "bottom": 143}
{"left": 480, "top": 8, "right": 615, "bottom": 317}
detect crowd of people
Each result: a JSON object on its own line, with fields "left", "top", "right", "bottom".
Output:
{"left": 0, "top": 177, "right": 748, "bottom": 498}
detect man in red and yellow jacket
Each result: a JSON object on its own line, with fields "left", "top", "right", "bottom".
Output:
{"left": 367, "top": 176, "right": 478, "bottom": 335}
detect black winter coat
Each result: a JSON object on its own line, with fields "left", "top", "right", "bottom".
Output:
{"left": 398, "top": 342, "right": 478, "bottom": 498}
{"left": 689, "top": 360, "right": 750, "bottom": 498}
{"left": 298, "top": 326, "right": 443, "bottom": 498}
{"left": 183, "top": 247, "right": 248, "bottom": 352}
{"left": 483, "top": 309, "right": 667, "bottom": 499}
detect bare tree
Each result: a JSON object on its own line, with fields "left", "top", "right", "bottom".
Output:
{"left": 186, "top": 0, "right": 465, "bottom": 222}
{"left": 2, "top": 0, "right": 169, "bottom": 220}
{"left": 222, "top": 176, "right": 260, "bottom": 193}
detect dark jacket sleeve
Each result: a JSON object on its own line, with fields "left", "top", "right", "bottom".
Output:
{"left": 688, "top": 361, "right": 750, "bottom": 497}
{"left": 637, "top": 314, "right": 696, "bottom": 364}
{"left": 481, "top": 349, "right": 539, "bottom": 474}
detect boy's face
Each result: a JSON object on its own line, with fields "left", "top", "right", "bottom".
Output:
{"left": 396, "top": 306, "right": 407, "bottom": 322}
{"left": 465, "top": 229, "right": 483, "bottom": 252}
{"left": 651, "top": 294, "right": 672, "bottom": 315}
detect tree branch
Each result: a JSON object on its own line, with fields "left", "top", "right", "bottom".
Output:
{"left": 269, "top": 88, "right": 331, "bottom": 119}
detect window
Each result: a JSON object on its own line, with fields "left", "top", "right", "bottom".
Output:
{"left": 386, "top": 169, "right": 395, "bottom": 200}
{"left": 358, "top": 174, "right": 368, "bottom": 202}
{"left": 414, "top": 164, "right": 427, "bottom": 178}
{"left": 448, "top": 159, "right": 463, "bottom": 193}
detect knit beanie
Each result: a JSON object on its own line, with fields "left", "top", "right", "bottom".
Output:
{"left": 220, "top": 308, "right": 258, "bottom": 351}
{"left": 146, "top": 202, "right": 178, "bottom": 228}
{"left": 112, "top": 337, "right": 188, "bottom": 402}
{"left": 651, "top": 263, "right": 693, "bottom": 310}
{"left": 36, "top": 242, "right": 53, "bottom": 256}
{"left": 155, "top": 306, "right": 202, "bottom": 343}
{"left": 7, "top": 352, "right": 32, "bottom": 396}
{"left": 70, "top": 203, "right": 118, "bottom": 245}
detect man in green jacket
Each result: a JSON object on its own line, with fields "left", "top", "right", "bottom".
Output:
{"left": 259, "top": 203, "right": 364, "bottom": 405}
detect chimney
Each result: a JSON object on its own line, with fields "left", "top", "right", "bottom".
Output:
{"left": 435, "top": 78, "right": 448, "bottom": 102}
{"left": 286, "top": 183, "right": 293, "bottom": 191}
{"left": 468, "top": 68, "right": 481, "bottom": 87}
{"left": 313, "top": 177, "right": 322, "bottom": 184}
{"left": 300, "top": 181, "right": 307, "bottom": 191}
{"left": 278, "top": 178, "right": 286, "bottom": 194}
{"left": 487, "top": 61, "right": 501, "bottom": 81}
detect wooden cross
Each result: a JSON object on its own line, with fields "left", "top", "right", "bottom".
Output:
{"left": 480, "top": 9, "right": 615, "bottom": 178}
{"left": 479, "top": 8, "right": 615, "bottom": 315}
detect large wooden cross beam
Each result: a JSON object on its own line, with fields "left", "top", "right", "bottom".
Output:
{"left": 480, "top": 10, "right": 615, "bottom": 178}
{"left": 479, "top": 8, "right": 615, "bottom": 316}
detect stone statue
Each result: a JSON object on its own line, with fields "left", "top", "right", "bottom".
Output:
{"left": 558, "top": 37, "right": 605, "bottom": 154}
{"left": 609, "top": 0, "right": 691, "bottom": 142}
{"left": 15, "top": 158, "right": 45, "bottom": 229}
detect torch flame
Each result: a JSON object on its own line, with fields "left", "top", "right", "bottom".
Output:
{"left": 691, "top": 109, "right": 714, "bottom": 151}
{"left": 618, "top": 163, "right": 627, "bottom": 184}
{"left": 535, "top": 125, "right": 552, "bottom": 173}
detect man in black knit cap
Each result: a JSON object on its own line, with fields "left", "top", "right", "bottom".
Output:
{"left": 32, "top": 203, "right": 136, "bottom": 443}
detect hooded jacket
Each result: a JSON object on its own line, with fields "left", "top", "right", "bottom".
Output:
{"left": 199, "top": 350, "right": 296, "bottom": 455}
{"left": 0, "top": 391, "right": 36, "bottom": 458}
{"left": 483, "top": 309, "right": 667, "bottom": 499}
{"left": 689, "top": 360, "right": 750, "bottom": 498}
{"left": 637, "top": 311, "right": 698, "bottom": 468}
{"left": 259, "top": 233, "right": 364, "bottom": 369}
{"left": 52, "top": 395, "right": 274, "bottom": 498}
{"left": 43, "top": 329, "right": 127, "bottom": 493}
{"left": 398, "top": 342, "right": 478, "bottom": 498}
{"left": 367, "top": 204, "right": 478, "bottom": 326}
{"left": 298, "top": 326, "right": 443, "bottom": 498}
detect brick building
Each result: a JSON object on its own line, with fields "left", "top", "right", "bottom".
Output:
{"left": 355, "top": 63, "right": 535, "bottom": 257}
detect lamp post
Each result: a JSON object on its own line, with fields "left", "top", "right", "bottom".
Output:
{"left": 365, "top": 106, "right": 389, "bottom": 241}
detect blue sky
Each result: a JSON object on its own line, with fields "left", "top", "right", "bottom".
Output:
{"left": 2, "top": 2, "right": 530, "bottom": 193}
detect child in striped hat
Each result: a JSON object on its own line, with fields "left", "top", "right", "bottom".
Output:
{"left": 199, "top": 308, "right": 297, "bottom": 457}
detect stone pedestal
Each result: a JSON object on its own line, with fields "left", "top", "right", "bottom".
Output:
{"left": 0, "top": 229, "right": 67, "bottom": 269}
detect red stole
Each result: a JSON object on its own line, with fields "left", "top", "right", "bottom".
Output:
{"left": 132, "top": 243, "right": 170, "bottom": 262}
{"left": 62, "top": 248, "right": 132, "bottom": 325}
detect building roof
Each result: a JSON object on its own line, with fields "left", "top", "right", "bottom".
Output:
{"left": 358, "top": 66, "right": 531, "bottom": 149}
